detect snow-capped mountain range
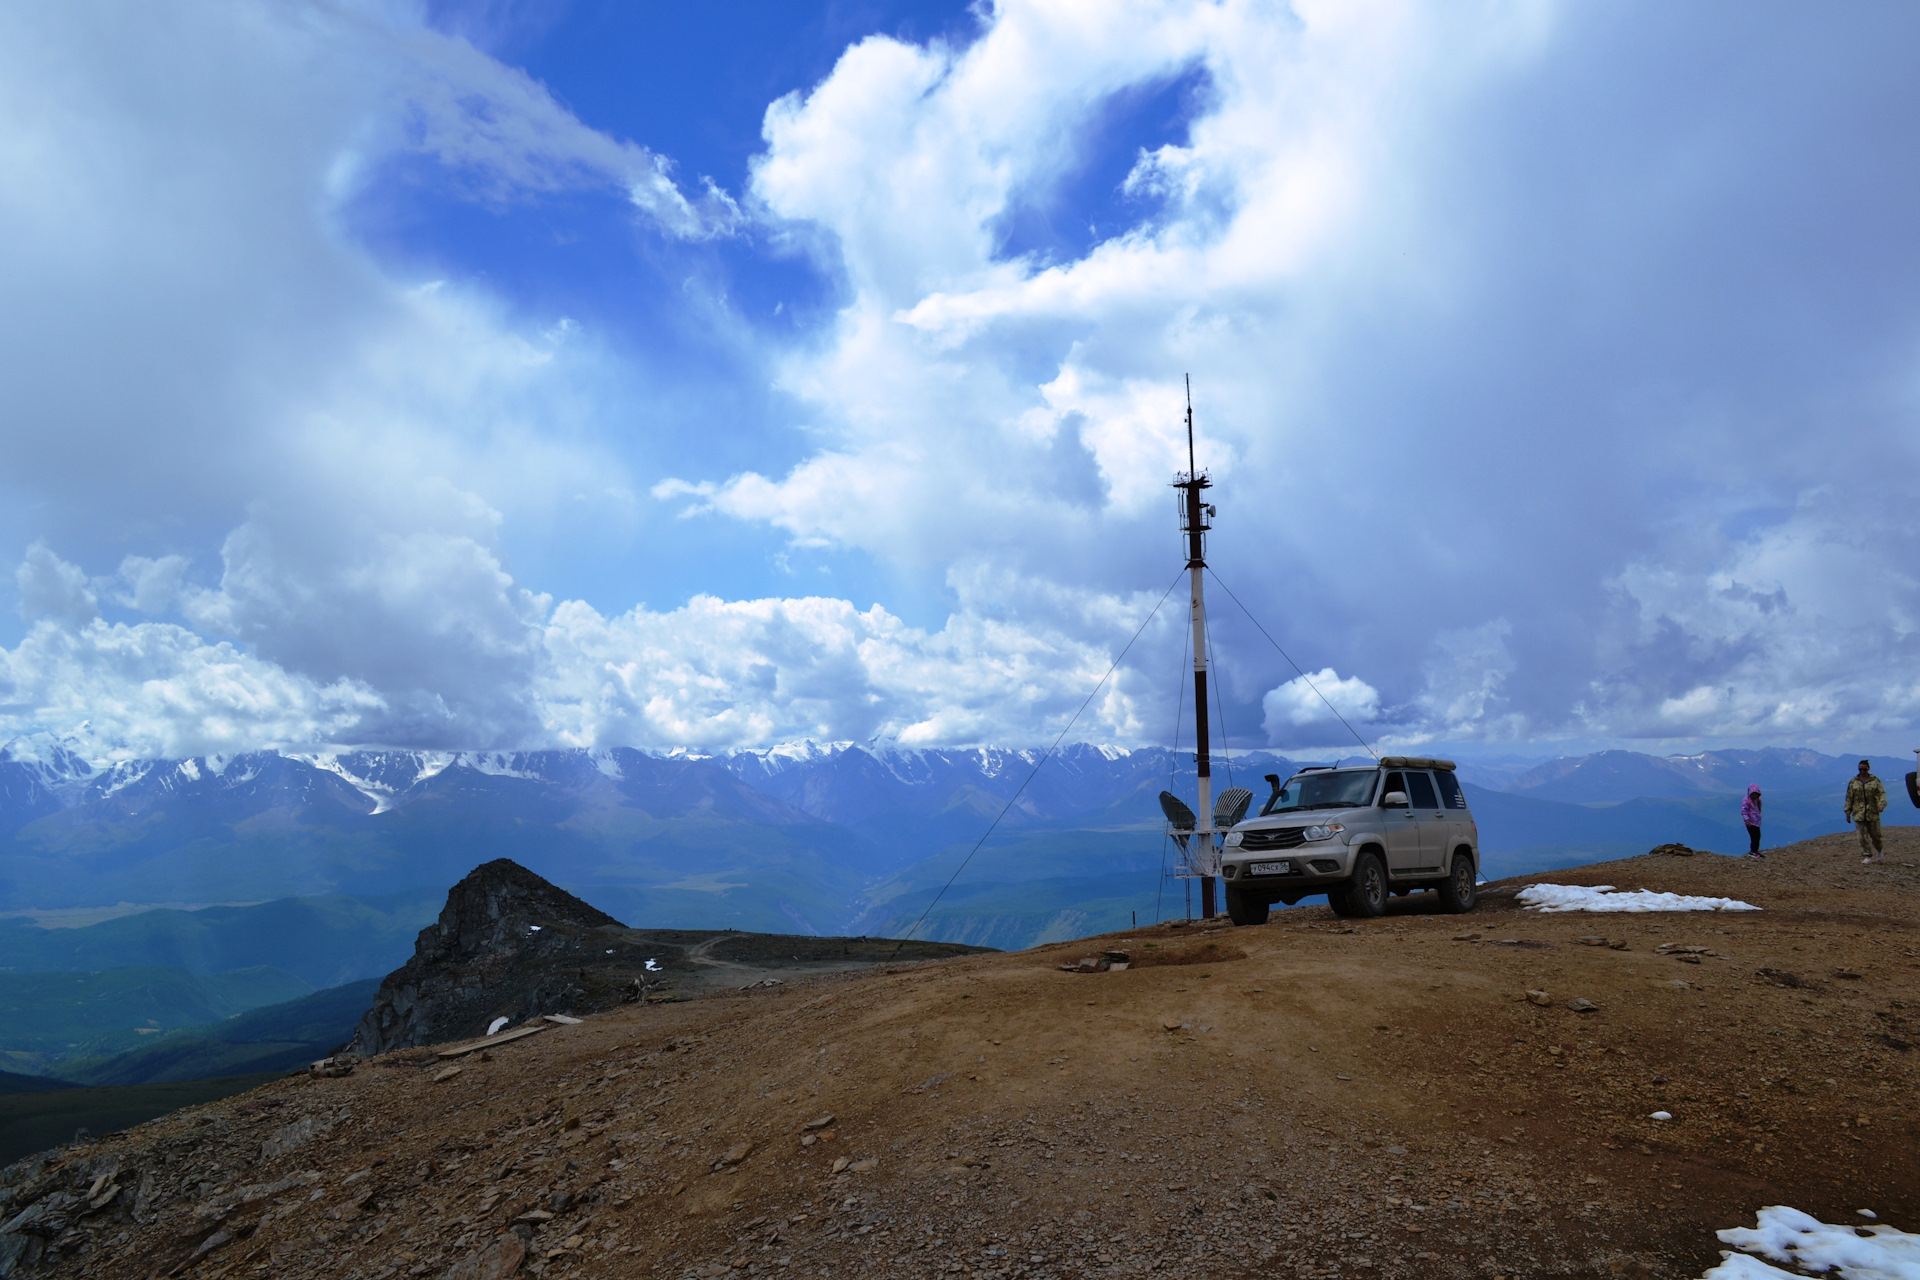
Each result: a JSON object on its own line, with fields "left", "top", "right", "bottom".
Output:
{"left": 1, "top": 733, "right": 1905, "bottom": 945}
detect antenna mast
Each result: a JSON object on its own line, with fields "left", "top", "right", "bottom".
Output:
{"left": 1174, "top": 375, "right": 1219, "bottom": 918}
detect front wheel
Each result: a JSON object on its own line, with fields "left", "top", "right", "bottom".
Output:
{"left": 1344, "top": 851, "right": 1388, "bottom": 918}
{"left": 1437, "top": 851, "right": 1477, "bottom": 913}
{"left": 1225, "top": 886, "right": 1269, "bottom": 926}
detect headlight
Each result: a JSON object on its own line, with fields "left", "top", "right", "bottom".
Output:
{"left": 1302, "top": 823, "right": 1345, "bottom": 841}
{"left": 1223, "top": 830, "right": 1244, "bottom": 847}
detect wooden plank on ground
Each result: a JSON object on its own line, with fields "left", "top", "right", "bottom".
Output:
{"left": 542, "top": 1014, "right": 582, "bottom": 1026}
{"left": 436, "top": 1024, "right": 545, "bottom": 1059}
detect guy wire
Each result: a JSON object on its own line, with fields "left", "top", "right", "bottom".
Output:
{"left": 1206, "top": 567, "right": 1379, "bottom": 761}
{"left": 895, "top": 568, "right": 1188, "bottom": 947}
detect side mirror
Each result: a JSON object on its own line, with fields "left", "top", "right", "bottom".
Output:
{"left": 1382, "top": 791, "right": 1408, "bottom": 808}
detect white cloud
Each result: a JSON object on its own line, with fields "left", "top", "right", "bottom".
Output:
{"left": 0, "top": 542, "right": 1181, "bottom": 752}
{"left": 1261, "top": 667, "right": 1381, "bottom": 747}
{"left": 660, "top": 0, "right": 1920, "bottom": 753}
{"left": 376, "top": 15, "right": 738, "bottom": 237}
{"left": 1582, "top": 487, "right": 1920, "bottom": 744}
{"left": 16, "top": 544, "right": 97, "bottom": 629}
{"left": 0, "top": 0, "right": 689, "bottom": 571}
{"left": 8, "top": 0, "right": 1920, "bottom": 758}
{"left": 0, "top": 617, "right": 383, "bottom": 761}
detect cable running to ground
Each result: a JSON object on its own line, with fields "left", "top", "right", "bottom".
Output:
{"left": 895, "top": 568, "right": 1189, "bottom": 946}
{"left": 1206, "top": 567, "right": 1378, "bottom": 761}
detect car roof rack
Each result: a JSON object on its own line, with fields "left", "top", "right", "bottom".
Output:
{"left": 1377, "top": 755, "right": 1458, "bottom": 771}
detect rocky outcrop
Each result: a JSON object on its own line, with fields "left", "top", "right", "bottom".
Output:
{"left": 345, "top": 859, "right": 627, "bottom": 1057}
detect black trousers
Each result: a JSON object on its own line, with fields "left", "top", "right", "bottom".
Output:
{"left": 1746, "top": 823, "right": 1761, "bottom": 853}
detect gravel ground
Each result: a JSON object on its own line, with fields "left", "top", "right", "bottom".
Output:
{"left": 5, "top": 829, "right": 1916, "bottom": 1280}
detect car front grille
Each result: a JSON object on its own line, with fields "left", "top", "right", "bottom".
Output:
{"left": 1240, "top": 827, "right": 1307, "bottom": 851}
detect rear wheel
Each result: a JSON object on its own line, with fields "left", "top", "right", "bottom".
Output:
{"left": 1225, "top": 885, "right": 1269, "bottom": 926}
{"left": 1345, "top": 851, "right": 1388, "bottom": 918}
{"left": 1438, "top": 851, "right": 1478, "bottom": 913}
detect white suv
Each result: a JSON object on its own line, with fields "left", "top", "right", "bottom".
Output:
{"left": 1217, "top": 756, "right": 1479, "bottom": 925}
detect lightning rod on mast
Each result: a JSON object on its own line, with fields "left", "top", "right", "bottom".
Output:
{"left": 1174, "top": 375, "right": 1219, "bottom": 919}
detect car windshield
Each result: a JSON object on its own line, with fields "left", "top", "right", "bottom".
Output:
{"left": 1262, "top": 769, "right": 1378, "bottom": 815}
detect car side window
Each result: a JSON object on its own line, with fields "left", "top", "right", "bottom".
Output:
{"left": 1380, "top": 771, "right": 1405, "bottom": 803}
{"left": 1434, "top": 769, "right": 1467, "bottom": 810}
{"left": 1406, "top": 771, "right": 1440, "bottom": 810}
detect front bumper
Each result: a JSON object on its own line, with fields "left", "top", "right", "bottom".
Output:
{"left": 1220, "top": 850, "right": 1351, "bottom": 885}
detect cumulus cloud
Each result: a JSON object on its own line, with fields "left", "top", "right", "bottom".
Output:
{"left": 8, "top": 0, "right": 1920, "bottom": 758}
{"left": 0, "top": 542, "right": 1176, "bottom": 754}
{"left": 0, "top": 618, "right": 384, "bottom": 761}
{"left": 16, "top": 545, "right": 98, "bottom": 630}
{"left": 0, "top": 0, "right": 692, "bottom": 570}
{"left": 655, "top": 0, "right": 1920, "bottom": 753}
{"left": 1261, "top": 667, "right": 1381, "bottom": 749}
{"left": 536, "top": 585, "right": 1163, "bottom": 750}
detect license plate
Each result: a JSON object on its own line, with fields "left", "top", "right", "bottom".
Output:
{"left": 1250, "top": 860, "right": 1292, "bottom": 876}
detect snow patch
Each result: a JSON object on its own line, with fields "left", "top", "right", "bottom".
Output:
{"left": 296, "top": 752, "right": 399, "bottom": 814}
{"left": 1517, "top": 884, "right": 1760, "bottom": 913}
{"left": 452, "top": 752, "right": 544, "bottom": 780}
{"left": 176, "top": 759, "right": 201, "bottom": 782}
{"left": 1701, "top": 1205, "right": 1920, "bottom": 1278}
{"left": 95, "top": 761, "right": 153, "bottom": 798}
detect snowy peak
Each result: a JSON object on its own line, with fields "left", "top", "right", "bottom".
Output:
{"left": 1506, "top": 747, "right": 1913, "bottom": 805}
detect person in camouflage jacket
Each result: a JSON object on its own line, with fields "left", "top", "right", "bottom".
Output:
{"left": 1845, "top": 760, "right": 1887, "bottom": 863}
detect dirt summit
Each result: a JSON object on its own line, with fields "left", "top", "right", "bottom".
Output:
{"left": 4, "top": 831, "right": 1917, "bottom": 1279}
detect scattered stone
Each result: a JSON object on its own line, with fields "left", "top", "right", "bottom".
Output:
{"left": 1578, "top": 936, "right": 1607, "bottom": 946}
{"left": 849, "top": 1158, "right": 878, "bottom": 1173}
{"left": 308, "top": 1056, "right": 354, "bottom": 1079}
{"left": 1161, "top": 1018, "right": 1185, "bottom": 1031}
{"left": 830, "top": 1157, "right": 850, "bottom": 1174}
{"left": 717, "top": 1143, "right": 753, "bottom": 1168}
{"left": 1610, "top": 940, "right": 1630, "bottom": 951}
{"left": 433, "top": 1066, "right": 464, "bottom": 1083}
{"left": 1649, "top": 843, "right": 1696, "bottom": 857}
{"left": 444, "top": 1233, "right": 528, "bottom": 1280}
{"left": 189, "top": 1228, "right": 234, "bottom": 1261}
{"left": 803, "top": 1115, "right": 835, "bottom": 1129}
{"left": 1649, "top": 1111, "right": 1672, "bottom": 1122}
{"left": 1526, "top": 990, "right": 1551, "bottom": 1006}
{"left": 1567, "top": 998, "right": 1599, "bottom": 1013}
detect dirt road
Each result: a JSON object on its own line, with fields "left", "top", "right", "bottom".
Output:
{"left": 9, "top": 830, "right": 1917, "bottom": 1279}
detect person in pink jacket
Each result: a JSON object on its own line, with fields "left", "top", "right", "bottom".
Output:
{"left": 1741, "top": 784, "right": 1764, "bottom": 857}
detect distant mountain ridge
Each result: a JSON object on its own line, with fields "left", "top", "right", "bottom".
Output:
{"left": 1506, "top": 747, "right": 1914, "bottom": 805}
{"left": 2, "top": 733, "right": 1912, "bottom": 950}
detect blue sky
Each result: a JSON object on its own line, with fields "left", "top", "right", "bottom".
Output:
{"left": 3, "top": 1, "right": 1920, "bottom": 761}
